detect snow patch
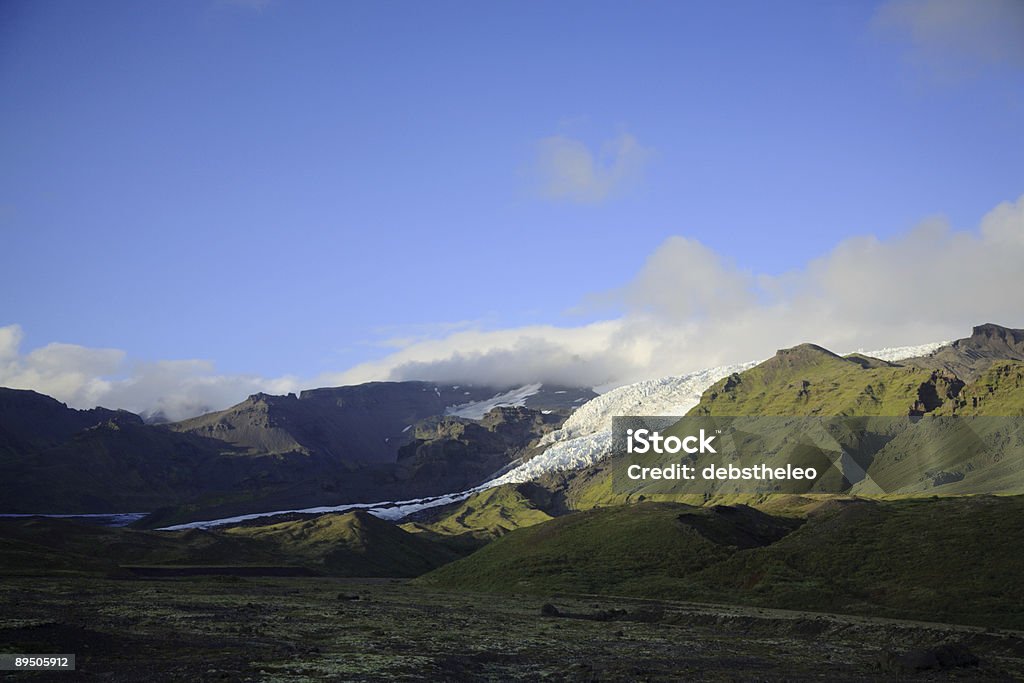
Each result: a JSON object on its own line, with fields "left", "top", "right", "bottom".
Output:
{"left": 445, "top": 383, "right": 543, "bottom": 420}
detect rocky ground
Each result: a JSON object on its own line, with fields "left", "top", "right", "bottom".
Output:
{"left": 1, "top": 576, "right": 1022, "bottom": 681}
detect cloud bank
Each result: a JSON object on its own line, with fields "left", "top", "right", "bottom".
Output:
{"left": 332, "top": 193, "right": 1024, "bottom": 388}
{"left": 2, "top": 194, "right": 1022, "bottom": 418}
{"left": 0, "top": 327, "right": 300, "bottom": 422}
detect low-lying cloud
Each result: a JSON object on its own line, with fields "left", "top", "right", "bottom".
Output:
{"left": 2, "top": 194, "right": 1022, "bottom": 418}
{"left": 0, "top": 327, "right": 300, "bottom": 422}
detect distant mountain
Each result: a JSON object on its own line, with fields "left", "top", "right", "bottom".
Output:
{"left": 0, "top": 388, "right": 142, "bottom": 456}
{"left": 394, "top": 407, "right": 564, "bottom": 492}
{"left": 0, "top": 380, "right": 595, "bottom": 521}
{"left": 167, "top": 382, "right": 595, "bottom": 464}
{"left": 0, "top": 389, "right": 245, "bottom": 511}
{"left": 167, "top": 382, "right": 499, "bottom": 463}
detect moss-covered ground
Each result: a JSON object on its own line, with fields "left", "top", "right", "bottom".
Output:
{"left": 2, "top": 576, "right": 1023, "bottom": 681}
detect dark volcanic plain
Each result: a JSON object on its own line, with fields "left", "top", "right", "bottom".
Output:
{"left": 3, "top": 576, "right": 1023, "bottom": 682}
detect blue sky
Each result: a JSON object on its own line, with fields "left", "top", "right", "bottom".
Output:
{"left": 1, "top": 0, "right": 1023, "bottom": 416}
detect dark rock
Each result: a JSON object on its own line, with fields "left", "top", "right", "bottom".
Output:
{"left": 903, "top": 323, "right": 1024, "bottom": 382}
{"left": 878, "top": 643, "right": 979, "bottom": 673}
{"left": 631, "top": 605, "right": 665, "bottom": 623}
{"left": 588, "top": 608, "right": 627, "bottom": 621}
{"left": 540, "top": 603, "right": 561, "bottom": 617}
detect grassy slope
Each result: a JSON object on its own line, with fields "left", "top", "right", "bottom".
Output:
{"left": 417, "top": 502, "right": 795, "bottom": 595}
{"left": 935, "top": 361, "right": 1024, "bottom": 416}
{"left": 0, "top": 511, "right": 459, "bottom": 579}
{"left": 689, "top": 345, "right": 943, "bottom": 417}
{"left": 419, "top": 496, "right": 1024, "bottom": 629}
{"left": 226, "top": 510, "right": 459, "bottom": 577}
{"left": 692, "top": 346, "right": 1024, "bottom": 418}
{"left": 536, "top": 346, "right": 937, "bottom": 513}
{"left": 556, "top": 348, "right": 1024, "bottom": 510}
{"left": 689, "top": 496, "right": 1024, "bottom": 627}
{"left": 400, "top": 484, "right": 555, "bottom": 551}
{"left": 0, "top": 518, "right": 281, "bottom": 577}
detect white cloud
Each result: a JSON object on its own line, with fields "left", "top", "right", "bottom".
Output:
{"left": 0, "top": 329, "right": 124, "bottom": 410}
{"left": 334, "top": 193, "right": 1024, "bottom": 388}
{"left": 3, "top": 194, "right": 1023, "bottom": 418}
{"left": 876, "top": 0, "right": 1024, "bottom": 74}
{"left": 535, "top": 133, "right": 652, "bottom": 204}
{"left": 0, "top": 328, "right": 300, "bottom": 422}
{"left": 327, "top": 321, "right": 634, "bottom": 389}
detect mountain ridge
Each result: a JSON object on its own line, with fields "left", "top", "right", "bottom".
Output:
{"left": 0, "top": 380, "right": 594, "bottom": 521}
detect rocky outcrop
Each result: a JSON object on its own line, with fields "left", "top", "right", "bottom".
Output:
{"left": 903, "top": 323, "right": 1024, "bottom": 382}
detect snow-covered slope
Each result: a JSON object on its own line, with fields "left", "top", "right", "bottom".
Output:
{"left": 847, "top": 341, "right": 950, "bottom": 363}
{"left": 480, "top": 361, "right": 760, "bottom": 487}
{"left": 158, "top": 340, "right": 949, "bottom": 529}
{"left": 445, "top": 383, "right": 542, "bottom": 419}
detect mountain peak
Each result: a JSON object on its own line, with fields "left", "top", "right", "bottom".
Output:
{"left": 968, "top": 323, "right": 1024, "bottom": 348}
{"left": 760, "top": 343, "right": 845, "bottom": 371}
{"left": 776, "top": 343, "right": 842, "bottom": 359}
{"left": 901, "top": 323, "right": 1024, "bottom": 382}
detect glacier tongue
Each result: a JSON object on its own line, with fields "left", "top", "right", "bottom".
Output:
{"left": 480, "top": 360, "right": 760, "bottom": 487}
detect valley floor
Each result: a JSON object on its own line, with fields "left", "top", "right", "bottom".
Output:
{"left": 1, "top": 577, "right": 1022, "bottom": 681}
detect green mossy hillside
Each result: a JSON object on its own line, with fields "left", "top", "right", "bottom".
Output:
{"left": 400, "top": 483, "right": 556, "bottom": 551}
{"left": 419, "top": 496, "right": 1024, "bottom": 629}
{"left": 934, "top": 361, "right": 1024, "bottom": 416}
{"left": 417, "top": 502, "right": 796, "bottom": 595}
{"left": 223, "top": 510, "right": 461, "bottom": 577}
{"left": 689, "top": 344, "right": 957, "bottom": 417}
{"left": 0, "top": 510, "right": 459, "bottom": 579}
